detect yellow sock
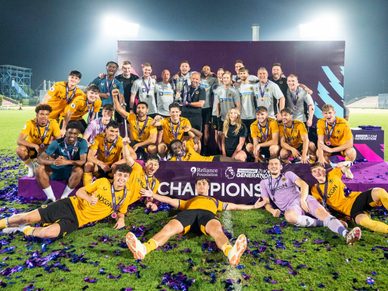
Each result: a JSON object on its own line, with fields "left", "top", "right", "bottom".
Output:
{"left": 359, "top": 216, "right": 388, "bottom": 234}
{"left": 221, "top": 243, "right": 232, "bottom": 257}
{"left": 0, "top": 219, "right": 7, "bottom": 229}
{"left": 83, "top": 172, "right": 93, "bottom": 186}
{"left": 144, "top": 239, "right": 158, "bottom": 254}
{"left": 23, "top": 226, "right": 34, "bottom": 236}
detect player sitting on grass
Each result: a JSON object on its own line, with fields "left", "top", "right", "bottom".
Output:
{"left": 125, "top": 178, "right": 262, "bottom": 267}
{"left": 257, "top": 157, "right": 362, "bottom": 245}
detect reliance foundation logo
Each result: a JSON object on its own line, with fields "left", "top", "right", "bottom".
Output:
{"left": 190, "top": 167, "right": 219, "bottom": 177}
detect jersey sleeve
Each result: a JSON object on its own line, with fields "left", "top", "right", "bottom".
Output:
{"left": 310, "top": 185, "right": 323, "bottom": 203}
{"left": 78, "top": 139, "right": 89, "bottom": 155}
{"left": 45, "top": 140, "right": 59, "bottom": 156}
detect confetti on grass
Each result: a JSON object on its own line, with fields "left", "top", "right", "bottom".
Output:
{"left": 160, "top": 272, "right": 195, "bottom": 291}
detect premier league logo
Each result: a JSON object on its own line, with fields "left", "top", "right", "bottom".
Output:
{"left": 225, "top": 167, "right": 235, "bottom": 180}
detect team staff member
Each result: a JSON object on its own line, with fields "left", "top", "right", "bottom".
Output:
{"left": 35, "top": 122, "right": 88, "bottom": 203}
{"left": 83, "top": 121, "right": 133, "bottom": 186}
{"left": 17, "top": 104, "right": 61, "bottom": 177}
{"left": 279, "top": 108, "right": 316, "bottom": 164}
{"left": 0, "top": 164, "right": 133, "bottom": 239}
{"left": 126, "top": 178, "right": 263, "bottom": 267}
{"left": 60, "top": 84, "right": 102, "bottom": 134}
{"left": 311, "top": 162, "right": 388, "bottom": 233}
{"left": 180, "top": 71, "right": 206, "bottom": 131}
{"left": 116, "top": 61, "right": 139, "bottom": 117}
{"left": 316, "top": 104, "right": 356, "bottom": 177}
{"left": 246, "top": 106, "right": 279, "bottom": 162}
{"left": 113, "top": 93, "right": 157, "bottom": 159}
{"left": 42, "top": 70, "right": 85, "bottom": 121}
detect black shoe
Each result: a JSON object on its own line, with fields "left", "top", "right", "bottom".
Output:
{"left": 42, "top": 199, "right": 54, "bottom": 205}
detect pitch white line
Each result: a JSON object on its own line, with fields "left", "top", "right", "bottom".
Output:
{"left": 221, "top": 210, "right": 243, "bottom": 291}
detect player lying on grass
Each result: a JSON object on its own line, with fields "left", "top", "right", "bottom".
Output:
{"left": 257, "top": 157, "right": 362, "bottom": 245}
{"left": 125, "top": 178, "right": 262, "bottom": 267}
{"left": 311, "top": 161, "right": 388, "bottom": 233}
{"left": 0, "top": 164, "right": 133, "bottom": 238}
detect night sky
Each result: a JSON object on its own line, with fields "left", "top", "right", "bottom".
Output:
{"left": 1, "top": 0, "right": 387, "bottom": 100}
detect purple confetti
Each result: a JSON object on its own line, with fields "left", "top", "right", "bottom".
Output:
{"left": 84, "top": 277, "right": 97, "bottom": 283}
{"left": 160, "top": 272, "right": 195, "bottom": 291}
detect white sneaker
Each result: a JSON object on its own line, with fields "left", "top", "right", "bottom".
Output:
{"left": 228, "top": 234, "right": 247, "bottom": 267}
{"left": 125, "top": 232, "right": 146, "bottom": 260}
{"left": 346, "top": 227, "right": 362, "bottom": 245}
{"left": 2, "top": 224, "right": 28, "bottom": 234}
{"left": 343, "top": 166, "right": 354, "bottom": 179}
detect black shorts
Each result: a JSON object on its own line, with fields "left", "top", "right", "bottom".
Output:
{"left": 259, "top": 146, "right": 271, "bottom": 159}
{"left": 174, "top": 209, "right": 217, "bottom": 235}
{"left": 202, "top": 108, "right": 212, "bottom": 124}
{"left": 38, "top": 198, "right": 79, "bottom": 237}
{"left": 350, "top": 189, "right": 374, "bottom": 219}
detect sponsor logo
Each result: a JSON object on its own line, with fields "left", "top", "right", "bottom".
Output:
{"left": 354, "top": 134, "right": 378, "bottom": 141}
{"left": 190, "top": 167, "right": 219, "bottom": 177}
{"left": 236, "top": 168, "right": 270, "bottom": 179}
{"left": 225, "top": 167, "right": 235, "bottom": 179}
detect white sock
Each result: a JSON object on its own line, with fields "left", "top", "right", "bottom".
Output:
{"left": 61, "top": 185, "right": 74, "bottom": 199}
{"left": 25, "top": 161, "right": 35, "bottom": 177}
{"left": 43, "top": 186, "right": 56, "bottom": 201}
{"left": 296, "top": 215, "right": 322, "bottom": 227}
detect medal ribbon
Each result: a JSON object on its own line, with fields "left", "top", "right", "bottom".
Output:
{"left": 104, "top": 137, "right": 117, "bottom": 158}
{"left": 36, "top": 120, "right": 50, "bottom": 144}
{"left": 283, "top": 122, "right": 295, "bottom": 143}
{"left": 111, "top": 184, "right": 127, "bottom": 214}
{"left": 259, "top": 81, "right": 269, "bottom": 98}
{"left": 268, "top": 175, "right": 282, "bottom": 202}
{"left": 65, "top": 84, "right": 77, "bottom": 104}
{"left": 170, "top": 118, "right": 181, "bottom": 139}
{"left": 316, "top": 176, "right": 329, "bottom": 209}
{"left": 136, "top": 116, "right": 149, "bottom": 138}
{"left": 63, "top": 139, "right": 78, "bottom": 160}
{"left": 142, "top": 77, "right": 151, "bottom": 95}
{"left": 258, "top": 120, "right": 269, "bottom": 142}
{"left": 324, "top": 120, "right": 336, "bottom": 144}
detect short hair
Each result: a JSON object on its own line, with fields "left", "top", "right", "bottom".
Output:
{"left": 169, "top": 102, "right": 181, "bottom": 111}
{"left": 191, "top": 71, "right": 200, "bottom": 78}
{"left": 142, "top": 62, "right": 152, "bottom": 68}
{"left": 310, "top": 162, "right": 325, "bottom": 171}
{"left": 235, "top": 59, "right": 244, "bottom": 65}
{"left": 287, "top": 73, "right": 298, "bottom": 80}
{"left": 195, "top": 178, "right": 210, "bottom": 185}
{"left": 238, "top": 67, "right": 248, "bottom": 73}
{"left": 137, "top": 101, "right": 149, "bottom": 108}
{"left": 114, "top": 163, "right": 132, "bottom": 174}
{"left": 280, "top": 108, "right": 293, "bottom": 115}
{"left": 105, "top": 120, "right": 119, "bottom": 129}
{"left": 180, "top": 60, "right": 190, "bottom": 66}
{"left": 169, "top": 139, "right": 182, "bottom": 151}
{"left": 106, "top": 61, "right": 119, "bottom": 67}
{"left": 272, "top": 63, "right": 282, "bottom": 68}
{"left": 122, "top": 61, "right": 132, "bottom": 66}
{"left": 322, "top": 104, "right": 335, "bottom": 112}
{"left": 258, "top": 67, "right": 268, "bottom": 73}
{"left": 35, "top": 104, "right": 52, "bottom": 113}
{"left": 145, "top": 154, "right": 160, "bottom": 164}
{"left": 86, "top": 84, "right": 100, "bottom": 92}
{"left": 67, "top": 121, "right": 82, "bottom": 132}
{"left": 69, "top": 70, "right": 82, "bottom": 79}
{"left": 102, "top": 104, "right": 114, "bottom": 112}
{"left": 268, "top": 156, "right": 282, "bottom": 163}
{"left": 223, "top": 70, "right": 232, "bottom": 77}
{"left": 256, "top": 106, "right": 268, "bottom": 113}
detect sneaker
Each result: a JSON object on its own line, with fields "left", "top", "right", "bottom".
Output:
{"left": 228, "top": 234, "right": 247, "bottom": 267}
{"left": 346, "top": 227, "right": 362, "bottom": 245}
{"left": 125, "top": 232, "right": 146, "bottom": 260}
{"left": 343, "top": 166, "right": 354, "bottom": 179}
{"left": 2, "top": 224, "right": 28, "bottom": 234}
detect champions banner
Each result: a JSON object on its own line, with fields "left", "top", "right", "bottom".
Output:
{"left": 155, "top": 162, "right": 315, "bottom": 204}
{"left": 117, "top": 40, "right": 346, "bottom": 117}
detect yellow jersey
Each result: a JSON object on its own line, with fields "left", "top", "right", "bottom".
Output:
{"left": 178, "top": 195, "right": 225, "bottom": 215}
{"left": 250, "top": 117, "right": 279, "bottom": 142}
{"left": 70, "top": 178, "right": 131, "bottom": 227}
{"left": 90, "top": 134, "right": 123, "bottom": 165}
{"left": 46, "top": 81, "right": 86, "bottom": 120}
{"left": 125, "top": 162, "right": 160, "bottom": 206}
{"left": 20, "top": 119, "right": 61, "bottom": 146}
{"left": 279, "top": 120, "right": 307, "bottom": 148}
{"left": 161, "top": 117, "right": 191, "bottom": 145}
{"left": 170, "top": 139, "right": 214, "bottom": 162}
{"left": 317, "top": 117, "right": 352, "bottom": 146}
{"left": 61, "top": 95, "right": 102, "bottom": 121}
{"left": 311, "top": 168, "right": 361, "bottom": 216}
{"left": 126, "top": 113, "right": 157, "bottom": 143}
